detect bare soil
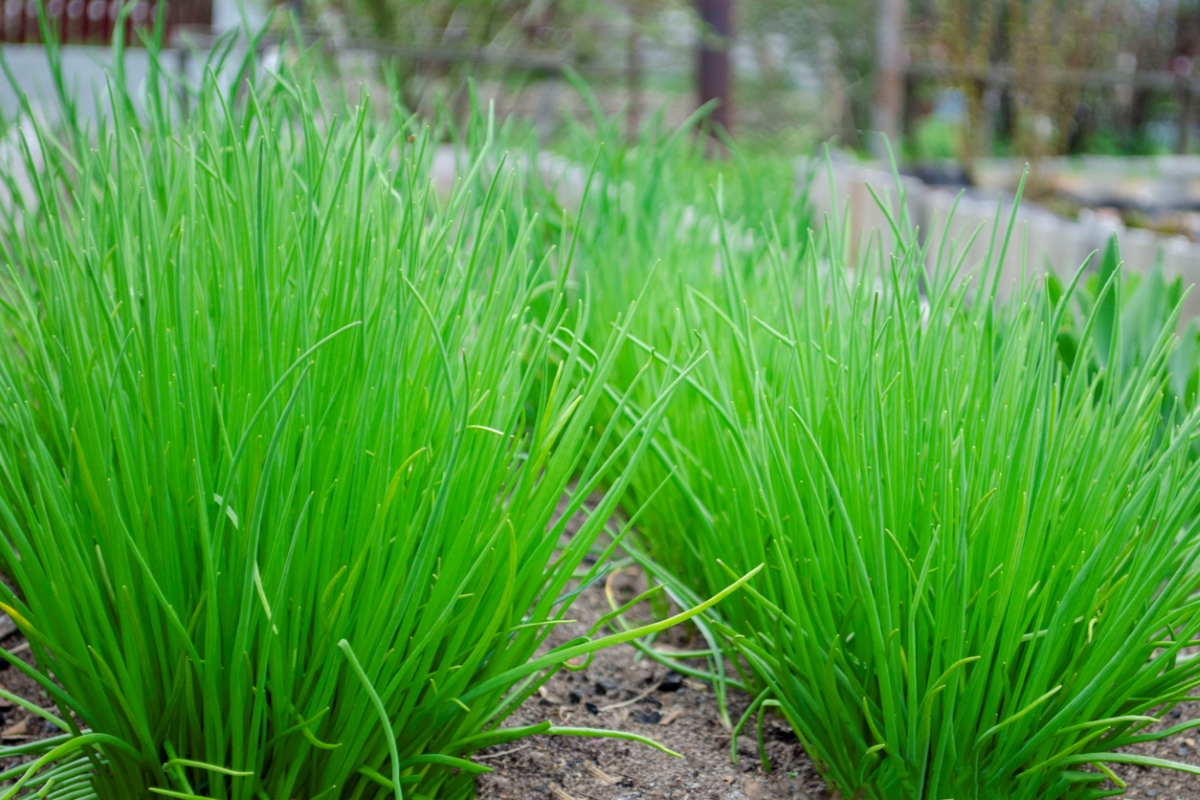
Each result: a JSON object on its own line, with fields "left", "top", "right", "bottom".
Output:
{"left": 474, "top": 566, "right": 827, "bottom": 800}
{"left": 1112, "top": 700, "right": 1200, "bottom": 799}
{"left": 0, "top": 626, "right": 65, "bottom": 777}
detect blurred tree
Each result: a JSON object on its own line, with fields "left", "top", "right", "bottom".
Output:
{"left": 737, "top": 0, "right": 876, "bottom": 146}
{"left": 1008, "top": 0, "right": 1112, "bottom": 176}
{"left": 874, "top": 0, "right": 905, "bottom": 152}
{"left": 929, "top": 0, "right": 1002, "bottom": 162}
{"left": 1173, "top": 0, "right": 1200, "bottom": 151}
{"left": 1121, "top": 0, "right": 1200, "bottom": 152}
{"left": 909, "top": 0, "right": 1125, "bottom": 170}
{"left": 696, "top": 0, "right": 733, "bottom": 133}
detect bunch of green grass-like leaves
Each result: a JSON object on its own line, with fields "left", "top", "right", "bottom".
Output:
{"left": 624, "top": 199, "right": 1200, "bottom": 798}
{"left": 546, "top": 80, "right": 811, "bottom": 359}
{"left": 0, "top": 33, "right": 751, "bottom": 800}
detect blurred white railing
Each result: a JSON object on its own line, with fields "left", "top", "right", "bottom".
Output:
{"left": 799, "top": 156, "right": 1200, "bottom": 318}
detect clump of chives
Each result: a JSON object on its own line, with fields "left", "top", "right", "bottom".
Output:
{"left": 0, "top": 30, "right": 753, "bottom": 800}
{"left": 624, "top": 188, "right": 1200, "bottom": 798}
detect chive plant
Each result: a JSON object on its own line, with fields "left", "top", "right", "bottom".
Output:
{"left": 518, "top": 75, "right": 810, "bottom": 365}
{"left": 0, "top": 32, "right": 755, "bottom": 800}
{"left": 621, "top": 195, "right": 1200, "bottom": 798}
{"left": 522, "top": 111, "right": 811, "bottom": 727}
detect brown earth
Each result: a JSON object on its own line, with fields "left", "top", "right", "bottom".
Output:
{"left": 1112, "top": 699, "right": 1200, "bottom": 799}
{"left": 473, "top": 566, "right": 826, "bottom": 800}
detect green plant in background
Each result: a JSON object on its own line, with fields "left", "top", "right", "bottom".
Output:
{"left": 618, "top": 193, "right": 1200, "bottom": 798}
{"left": 530, "top": 76, "right": 811, "bottom": 406}
{"left": 911, "top": 116, "right": 962, "bottom": 161}
{"left": 0, "top": 29, "right": 762, "bottom": 800}
{"left": 1054, "top": 234, "right": 1200, "bottom": 422}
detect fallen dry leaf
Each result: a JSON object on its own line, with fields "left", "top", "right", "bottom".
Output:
{"left": 584, "top": 761, "right": 619, "bottom": 786}
{"left": 658, "top": 709, "right": 681, "bottom": 726}
{"left": 2, "top": 717, "right": 29, "bottom": 739}
{"left": 549, "top": 782, "right": 575, "bottom": 800}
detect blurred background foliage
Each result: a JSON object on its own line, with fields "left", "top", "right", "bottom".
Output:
{"left": 290, "top": 0, "right": 1200, "bottom": 162}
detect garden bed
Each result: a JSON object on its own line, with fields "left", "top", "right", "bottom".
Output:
{"left": 0, "top": 569, "right": 1195, "bottom": 797}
